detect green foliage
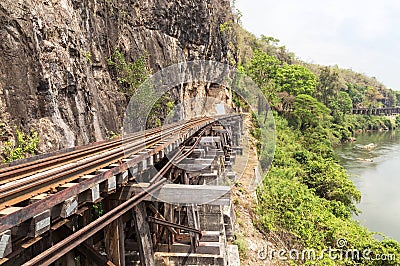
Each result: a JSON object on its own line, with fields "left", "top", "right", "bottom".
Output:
{"left": 107, "top": 49, "right": 151, "bottom": 96}
{"left": 268, "top": 116, "right": 359, "bottom": 212}
{"left": 105, "top": 128, "right": 120, "bottom": 139}
{"left": 232, "top": 90, "right": 249, "bottom": 110}
{"left": 274, "top": 64, "right": 317, "bottom": 96}
{"left": 146, "top": 93, "right": 175, "bottom": 128}
{"left": 84, "top": 51, "right": 92, "bottom": 63}
{"left": 363, "top": 86, "right": 385, "bottom": 108}
{"left": 257, "top": 176, "right": 400, "bottom": 265}
{"left": 346, "top": 83, "right": 365, "bottom": 108}
{"left": 302, "top": 156, "right": 361, "bottom": 212}
{"left": 315, "top": 66, "right": 342, "bottom": 107}
{"left": 233, "top": 233, "right": 248, "bottom": 258}
{"left": 342, "top": 115, "right": 396, "bottom": 131}
{"left": 330, "top": 91, "right": 353, "bottom": 123}
{"left": 93, "top": 202, "right": 103, "bottom": 217}
{"left": 2, "top": 129, "right": 39, "bottom": 163}
{"left": 249, "top": 111, "right": 276, "bottom": 170}
{"left": 291, "top": 94, "right": 331, "bottom": 130}
{"left": 245, "top": 50, "right": 280, "bottom": 103}
{"left": 219, "top": 22, "right": 232, "bottom": 33}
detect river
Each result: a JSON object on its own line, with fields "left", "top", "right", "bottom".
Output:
{"left": 335, "top": 130, "right": 400, "bottom": 242}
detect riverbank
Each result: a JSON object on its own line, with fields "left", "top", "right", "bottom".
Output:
{"left": 344, "top": 114, "right": 398, "bottom": 132}
{"left": 330, "top": 114, "right": 398, "bottom": 145}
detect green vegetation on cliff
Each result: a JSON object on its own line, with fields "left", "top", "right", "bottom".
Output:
{"left": 1, "top": 128, "right": 39, "bottom": 163}
{"left": 107, "top": 49, "right": 151, "bottom": 96}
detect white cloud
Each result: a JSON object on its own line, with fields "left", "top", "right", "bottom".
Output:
{"left": 235, "top": 0, "right": 400, "bottom": 89}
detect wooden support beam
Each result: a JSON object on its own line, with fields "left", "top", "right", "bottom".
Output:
{"left": 54, "top": 185, "right": 79, "bottom": 219}
{"left": 102, "top": 176, "right": 117, "bottom": 194}
{"left": 133, "top": 203, "right": 154, "bottom": 266}
{"left": 121, "top": 183, "right": 230, "bottom": 205}
{"left": 29, "top": 194, "right": 49, "bottom": 204}
{"left": 78, "top": 243, "right": 116, "bottom": 266}
{"left": 55, "top": 251, "right": 76, "bottom": 266}
{"left": 0, "top": 207, "right": 22, "bottom": 216}
{"left": 103, "top": 198, "right": 125, "bottom": 266}
{"left": 0, "top": 219, "right": 69, "bottom": 264}
{"left": 171, "top": 163, "right": 212, "bottom": 172}
{"left": 148, "top": 205, "right": 177, "bottom": 236}
{"left": 78, "top": 205, "right": 93, "bottom": 266}
{"left": 182, "top": 158, "right": 215, "bottom": 165}
{"left": 163, "top": 203, "right": 174, "bottom": 245}
{"left": 187, "top": 205, "right": 199, "bottom": 252}
{"left": 147, "top": 217, "right": 201, "bottom": 236}
{"left": 79, "top": 185, "right": 100, "bottom": 204}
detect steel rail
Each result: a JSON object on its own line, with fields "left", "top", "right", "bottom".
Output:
{"left": 0, "top": 120, "right": 190, "bottom": 184}
{"left": 0, "top": 119, "right": 191, "bottom": 175}
{"left": 0, "top": 118, "right": 211, "bottom": 209}
{"left": 0, "top": 117, "right": 219, "bottom": 233}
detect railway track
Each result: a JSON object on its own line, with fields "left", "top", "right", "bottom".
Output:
{"left": 0, "top": 114, "right": 243, "bottom": 265}
{"left": 0, "top": 117, "right": 201, "bottom": 183}
{"left": 22, "top": 119, "right": 215, "bottom": 266}
{"left": 0, "top": 117, "right": 213, "bottom": 211}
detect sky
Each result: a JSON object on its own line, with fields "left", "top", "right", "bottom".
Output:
{"left": 235, "top": 0, "right": 400, "bottom": 90}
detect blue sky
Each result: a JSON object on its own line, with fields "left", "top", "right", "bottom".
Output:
{"left": 235, "top": 0, "right": 400, "bottom": 90}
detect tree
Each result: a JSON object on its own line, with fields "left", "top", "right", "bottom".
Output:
{"left": 330, "top": 91, "right": 353, "bottom": 123}
{"left": 245, "top": 49, "right": 280, "bottom": 105}
{"left": 276, "top": 91, "right": 295, "bottom": 112}
{"left": 292, "top": 94, "right": 331, "bottom": 130}
{"left": 346, "top": 83, "right": 364, "bottom": 108}
{"left": 275, "top": 64, "right": 317, "bottom": 96}
{"left": 315, "top": 66, "right": 342, "bottom": 107}
{"left": 363, "top": 86, "right": 384, "bottom": 108}
{"left": 246, "top": 50, "right": 280, "bottom": 85}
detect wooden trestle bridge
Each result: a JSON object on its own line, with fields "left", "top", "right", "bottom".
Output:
{"left": 352, "top": 107, "right": 400, "bottom": 116}
{"left": 0, "top": 115, "right": 243, "bottom": 266}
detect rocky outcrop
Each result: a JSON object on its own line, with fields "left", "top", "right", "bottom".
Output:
{"left": 0, "top": 0, "right": 236, "bottom": 153}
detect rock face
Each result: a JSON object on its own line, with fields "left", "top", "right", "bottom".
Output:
{"left": 0, "top": 0, "right": 236, "bottom": 153}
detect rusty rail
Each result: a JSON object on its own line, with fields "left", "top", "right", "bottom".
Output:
{"left": 0, "top": 118, "right": 210, "bottom": 210}
{"left": 22, "top": 178, "right": 167, "bottom": 266}
{"left": 0, "top": 119, "right": 196, "bottom": 183}
{"left": 0, "top": 117, "right": 215, "bottom": 232}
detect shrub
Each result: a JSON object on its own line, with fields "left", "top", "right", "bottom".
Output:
{"left": 107, "top": 49, "right": 151, "bottom": 96}
{"left": 2, "top": 129, "right": 39, "bottom": 163}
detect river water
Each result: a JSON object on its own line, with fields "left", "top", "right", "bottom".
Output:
{"left": 335, "top": 130, "right": 400, "bottom": 242}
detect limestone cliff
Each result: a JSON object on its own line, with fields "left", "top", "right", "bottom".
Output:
{"left": 0, "top": 0, "right": 236, "bottom": 153}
